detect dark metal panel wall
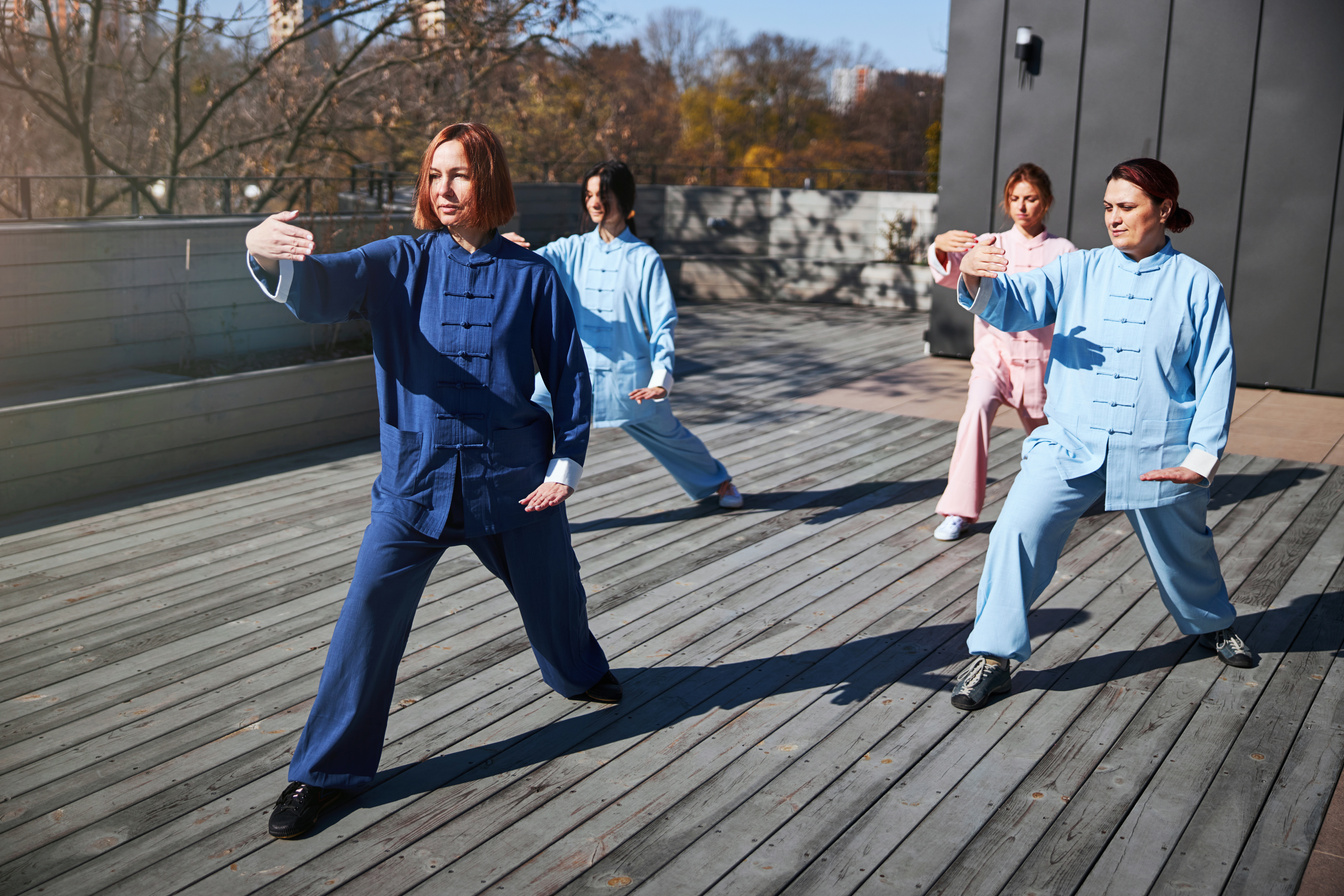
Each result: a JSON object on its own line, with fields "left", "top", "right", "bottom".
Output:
{"left": 927, "top": 0, "right": 1009, "bottom": 357}
{"left": 1231, "top": 0, "right": 1344, "bottom": 388}
{"left": 1066, "top": 0, "right": 1171, "bottom": 250}
{"left": 1312, "top": 131, "right": 1344, "bottom": 394}
{"left": 993, "top": 0, "right": 1087, "bottom": 238}
{"left": 1158, "top": 0, "right": 1262, "bottom": 291}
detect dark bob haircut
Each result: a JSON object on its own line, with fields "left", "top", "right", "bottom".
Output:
{"left": 1106, "top": 157, "right": 1193, "bottom": 233}
{"left": 413, "top": 122, "right": 517, "bottom": 232}
{"left": 583, "top": 159, "right": 638, "bottom": 235}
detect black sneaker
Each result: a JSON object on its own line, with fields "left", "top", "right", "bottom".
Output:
{"left": 1198, "top": 628, "right": 1253, "bottom": 668}
{"left": 950, "top": 655, "right": 1011, "bottom": 711}
{"left": 267, "top": 782, "right": 344, "bottom": 839}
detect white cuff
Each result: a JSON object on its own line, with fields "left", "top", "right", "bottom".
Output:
{"left": 246, "top": 253, "right": 293, "bottom": 304}
{"left": 928, "top": 244, "right": 952, "bottom": 279}
{"left": 649, "top": 368, "right": 674, "bottom": 396}
{"left": 1181, "top": 448, "right": 1220, "bottom": 485}
{"left": 545, "top": 456, "right": 583, "bottom": 489}
{"left": 957, "top": 274, "right": 992, "bottom": 314}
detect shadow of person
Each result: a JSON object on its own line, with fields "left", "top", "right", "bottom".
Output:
{"left": 353, "top": 607, "right": 1088, "bottom": 810}
{"left": 571, "top": 478, "right": 950, "bottom": 532}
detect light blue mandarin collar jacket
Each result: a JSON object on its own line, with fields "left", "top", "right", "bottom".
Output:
{"left": 249, "top": 231, "right": 591, "bottom": 538}
{"left": 535, "top": 228, "right": 677, "bottom": 427}
{"left": 959, "top": 239, "right": 1236, "bottom": 510}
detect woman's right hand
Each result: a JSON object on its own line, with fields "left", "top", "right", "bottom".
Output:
{"left": 959, "top": 234, "right": 1008, "bottom": 295}
{"left": 245, "top": 210, "right": 316, "bottom": 274}
{"left": 932, "top": 229, "right": 979, "bottom": 255}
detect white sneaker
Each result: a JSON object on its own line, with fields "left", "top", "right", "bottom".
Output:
{"left": 717, "top": 482, "right": 744, "bottom": 509}
{"left": 933, "top": 515, "right": 969, "bottom": 541}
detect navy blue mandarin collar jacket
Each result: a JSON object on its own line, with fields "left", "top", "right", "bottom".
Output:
{"left": 249, "top": 230, "right": 592, "bottom": 538}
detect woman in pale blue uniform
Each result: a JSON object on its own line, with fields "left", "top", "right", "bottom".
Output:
{"left": 528, "top": 160, "right": 742, "bottom": 509}
{"left": 948, "top": 158, "right": 1253, "bottom": 711}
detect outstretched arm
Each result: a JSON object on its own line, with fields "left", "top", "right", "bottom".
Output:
{"left": 957, "top": 234, "right": 1008, "bottom": 296}
{"left": 245, "top": 210, "right": 315, "bottom": 275}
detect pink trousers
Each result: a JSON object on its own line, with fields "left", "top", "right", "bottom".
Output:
{"left": 936, "top": 359, "right": 1047, "bottom": 522}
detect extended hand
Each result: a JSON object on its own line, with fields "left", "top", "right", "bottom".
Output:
{"left": 629, "top": 386, "right": 667, "bottom": 403}
{"left": 501, "top": 231, "right": 531, "bottom": 248}
{"left": 245, "top": 210, "right": 315, "bottom": 273}
{"left": 520, "top": 481, "right": 574, "bottom": 511}
{"left": 933, "top": 229, "right": 979, "bottom": 255}
{"left": 960, "top": 234, "right": 1008, "bottom": 278}
{"left": 1139, "top": 466, "right": 1203, "bottom": 483}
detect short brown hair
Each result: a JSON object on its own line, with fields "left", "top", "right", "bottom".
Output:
{"left": 1001, "top": 163, "right": 1053, "bottom": 216}
{"left": 412, "top": 122, "right": 517, "bottom": 231}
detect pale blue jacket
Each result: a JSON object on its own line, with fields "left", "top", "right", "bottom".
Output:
{"left": 535, "top": 228, "right": 677, "bottom": 427}
{"left": 959, "top": 239, "right": 1235, "bottom": 510}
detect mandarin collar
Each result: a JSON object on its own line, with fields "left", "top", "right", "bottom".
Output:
{"left": 1111, "top": 237, "right": 1176, "bottom": 273}
{"left": 586, "top": 226, "right": 640, "bottom": 253}
{"left": 1002, "top": 227, "right": 1051, "bottom": 250}
{"left": 441, "top": 229, "right": 502, "bottom": 266}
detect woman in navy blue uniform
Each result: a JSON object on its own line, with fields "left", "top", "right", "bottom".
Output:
{"left": 245, "top": 122, "right": 620, "bottom": 839}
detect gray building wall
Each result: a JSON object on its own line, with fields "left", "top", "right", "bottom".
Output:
{"left": 932, "top": 0, "right": 1344, "bottom": 395}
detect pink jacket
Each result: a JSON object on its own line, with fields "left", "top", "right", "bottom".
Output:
{"left": 928, "top": 229, "right": 1077, "bottom": 365}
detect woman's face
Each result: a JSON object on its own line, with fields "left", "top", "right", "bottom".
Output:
{"left": 1006, "top": 179, "right": 1048, "bottom": 232}
{"left": 1103, "top": 178, "right": 1171, "bottom": 259}
{"left": 428, "top": 140, "right": 474, "bottom": 229}
{"left": 584, "top": 175, "right": 624, "bottom": 229}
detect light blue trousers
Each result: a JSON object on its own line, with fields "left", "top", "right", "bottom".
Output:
{"left": 621, "top": 403, "right": 731, "bottom": 501}
{"left": 289, "top": 509, "right": 610, "bottom": 790}
{"left": 968, "top": 447, "right": 1236, "bottom": 663}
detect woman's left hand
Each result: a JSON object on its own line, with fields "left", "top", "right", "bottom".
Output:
{"left": 629, "top": 386, "right": 667, "bottom": 403}
{"left": 520, "top": 481, "right": 574, "bottom": 511}
{"left": 1139, "top": 466, "right": 1202, "bottom": 483}
{"left": 501, "top": 231, "right": 531, "bottom": 248}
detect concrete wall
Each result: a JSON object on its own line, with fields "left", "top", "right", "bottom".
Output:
{"left": 0, "top": 215, "right": 411, "bottom": 388}
{"left": 1, "top": 357, "right": 377, "bottom": 516}
{"left": 509, "top": 183, "right": 939, "bottom": 310}
{"left": 0, "top": 184, "right": 935, "bottom": 514}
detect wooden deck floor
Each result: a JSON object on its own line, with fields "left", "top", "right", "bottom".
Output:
{"left": 2, "top": 303, "right": 1341, "bottom": 896}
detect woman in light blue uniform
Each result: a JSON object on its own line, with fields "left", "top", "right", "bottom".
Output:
{"left": 529, "top": 160, "right": 742, "bottom": 509}
{"left": 947, "top": 158, "right": 1253, "bottom": 711}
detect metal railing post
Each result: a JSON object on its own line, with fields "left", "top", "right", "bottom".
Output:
{"left": 129, "top": 178, "right": 140, "bottom": 216}
{"left": 305, "top": 177, "right": 313, "bottom": 213}
{"left": 221, "top": 178, "right": 232, "bottom": 215}
{"left": 19, "top": 177, "right": 31, "bottom": 219}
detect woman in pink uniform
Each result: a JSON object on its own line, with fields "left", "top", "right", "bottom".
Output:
{"left": 929, "top": 163, "right": 1077, "bottom": 541}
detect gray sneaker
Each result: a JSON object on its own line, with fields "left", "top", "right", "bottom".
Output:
{"left": 950, "top": 655, "right": 1011, "bottom": 711}
{"left": 1199, "top": 627, "right": 1253, "bottom": 668}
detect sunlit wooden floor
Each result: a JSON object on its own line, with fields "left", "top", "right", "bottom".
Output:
{"left": 1, "top": 303, "right": 1341, "bottom": 895}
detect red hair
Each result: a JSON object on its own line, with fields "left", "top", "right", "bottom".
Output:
{"left": 1106, "top": 158, "right": 1193, "bottom": 232}
{"left": 413, "top": 122, "right": 517, "bottom": 231}
{"left": 1001, "top": 163, "right": 1053, "bottom": 216}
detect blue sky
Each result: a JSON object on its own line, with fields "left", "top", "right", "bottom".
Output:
{"left": 588, "top": 0, "right": 950, "bottom": 72}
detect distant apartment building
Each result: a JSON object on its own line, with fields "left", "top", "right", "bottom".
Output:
{"left": 2, "top": 0, "right": 78, "bottom": 34}
{"left": 829, "top": 66, "right": 876, "bottom": 113}
{"left": 417, "top": 0, "right": 445, "bottom": 39}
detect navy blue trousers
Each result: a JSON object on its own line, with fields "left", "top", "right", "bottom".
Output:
{"left": 289, "top": 508, "right": 611, "bottom": 789}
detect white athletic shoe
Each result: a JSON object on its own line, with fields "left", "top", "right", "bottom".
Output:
{"left": 717, "top": 482, "right": 744, "bottom": 509}
{"left": 933, "top": 515, "right": 969, "bottom": 541}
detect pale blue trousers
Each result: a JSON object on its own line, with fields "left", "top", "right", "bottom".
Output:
{"left": 967, "top": 447, "right": 1236, "bottom": 663}
{"left": 289, "top": 509, "right": 610, "bottom": 790}
{"left": 621, "top": 403, "right": 730, "bottom": 501}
